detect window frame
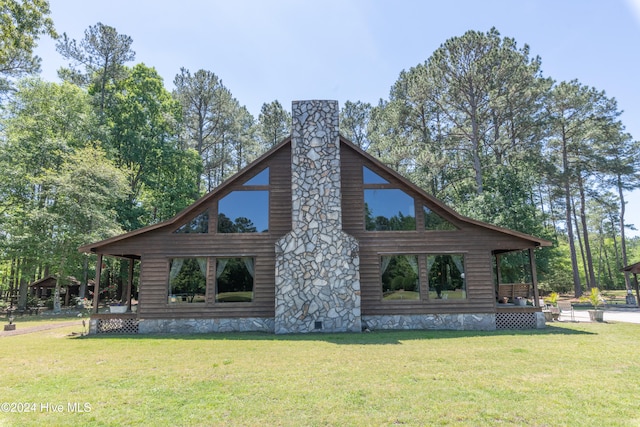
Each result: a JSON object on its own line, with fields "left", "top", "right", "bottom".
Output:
{"left": 216, "top": 167, "right": 270, "bottom": 234}
{"left": 378, "top": 252, "right": 468, "bottom": 303}
{"left": 380, "top": 254, "right": 421, "bottom": 301}
{"left": 363, "top": 166, "right": 417, "bottom": 232}
{"left": 214, "top": 256, "right": 256, "bottom": 304}
{"left": 167, "top": 257, "right": 209, "bottom": 305}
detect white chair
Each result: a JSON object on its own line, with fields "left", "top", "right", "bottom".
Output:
{"left": 557, "top": 301, "right": 575, "bottom": 321}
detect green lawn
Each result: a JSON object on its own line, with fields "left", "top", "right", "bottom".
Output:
{"left": 1, "top": 322, "right": 639, "bottom": 426}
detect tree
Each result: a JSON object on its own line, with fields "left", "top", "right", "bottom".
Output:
{"left": 378, "top": 28, "right": 549, "bottom": 209}
{"left": 0, "top": 0, "right": 57, "bottom": 93}
{"left": 600, "top": 130, "right": 640, "bottom": 291}
{"left": 173, "top": 68, "right": 223, "bottom": 189}
{"left": 0, "top": 78, "right": 126, "bottom": 311}
{"left": 544, "top": 80, "right": 622, "bottom": 296}
{"left": 43, "top": 146, "right": 128, "bottom": 311}
{"left": 102, "top": 63, "right": 195, "bottom": 229}
{"left": 173, "top": 68, "right": 254, "bottom": 192}
{"left": 257, "top": 100, "right": 290, "bottom": 149}
{"left": 339, "top": 100, "right": 372, "bottom": 150}
{"left": 56, "top": 22, "right": 135, "bottom": 114}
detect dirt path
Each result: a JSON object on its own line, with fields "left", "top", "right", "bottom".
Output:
{"left": 0, "top": 320, "right": 84, "bottom": 337}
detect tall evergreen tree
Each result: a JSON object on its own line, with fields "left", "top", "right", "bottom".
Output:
{"left": 257, "top": 100, "right": 290, "bottom": 149}
{"left": 56, "top": 22, "right": 135, "bottom": 114}
{"left": 339, "top": 100, "right": 372, "bottom": 150}
{"left": 0, "top": 0, "right": 56, "bottom": 93}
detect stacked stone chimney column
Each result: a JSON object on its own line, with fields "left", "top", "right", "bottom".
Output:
{"left": 274, "top": 100, "right": 361, "bottom": 334}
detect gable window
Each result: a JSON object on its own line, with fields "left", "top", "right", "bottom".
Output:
{"left": 363, "top": 166, "right": 416, "bottom": 231}
{"left": 218, "top": 191, "right": 269, "bottom": 232}
{"left": 381, "top": 255, "right": 420, "bottom": 300}
{"left": 365, "top": 189, "right": 415, "bottom": 231}
{"left": 218, "top": 167, "right": 269, "bottom": 233}
{"left": 215, "top": 257, "right": 254, "bottom": 303}
{"left": 174, "top": 210, "right": 209, "bottom": 234}
{"left": 363, "top": 166, "right": 389, "bottom": 184}
{"left": 243, "top": 168, "right": 269, "bottom": 185}
{"left": 168, "top": 258, "right": 207, "bottom": 303}
{"left": 423, "top": 206, "right": 456, "bottom": 231}
{"left": 427, "top": 254, "right": 466, "bottom": 300}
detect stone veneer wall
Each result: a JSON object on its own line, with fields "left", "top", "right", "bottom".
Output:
{"left": 137, "top": 318, "right": 274, "bottom": 334}
{"left": 362, "top": 314, "right": 497, "bottom": 331}
{"left": 274, "top": 100, "right": 361, "bottom": 334}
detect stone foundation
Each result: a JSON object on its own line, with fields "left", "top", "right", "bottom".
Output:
{"left": 362, "top": 314, "right": 497, "bottom": 331}
{"left": 88, "top": 313, "right": 546, "bottom": 334}
{"left": 137, "top": 318, "right": 274, "bottom": 334}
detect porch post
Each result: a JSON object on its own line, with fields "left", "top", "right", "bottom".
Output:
{"left": 495, "top": 253, "right": 502, "bottom": 285}
{"left": 126, "top": 259, "right": 134, "bottom": 311}
{"left": 634, "top": 273, "right": 639, "bottom": 308}
{"left": 529, "top": 248, "right": 540, "bottom": 307}
{"left": 92, "top": 254, "right": 102, "bottom": 314}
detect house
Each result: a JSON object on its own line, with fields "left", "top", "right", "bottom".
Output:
{"left": 80, "top": 100, "right": 551, "bottom": 334}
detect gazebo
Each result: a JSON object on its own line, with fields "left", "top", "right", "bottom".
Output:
{"left": 30, "top": 276, "right": 82, "bottom": 306}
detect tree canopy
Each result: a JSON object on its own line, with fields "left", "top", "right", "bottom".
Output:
{"left": 1, "top": 21, "right": 639, "bottom": 308}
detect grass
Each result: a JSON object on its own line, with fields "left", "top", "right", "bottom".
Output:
{"left": 1, "top": 322, "right": 640, "bottom": 426}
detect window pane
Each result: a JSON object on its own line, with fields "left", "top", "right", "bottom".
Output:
{"left": 174, "top": 210, "right": 209, "bottom": 233}
{"left": 244, "top": 167, "right": 269, "bottom": 186}
{"left": 168, "top": 258, "right": 207, "bottom": 303}
{"left": 363, "top": 166, "right": 389, "bottom": 184}
{"left": 381, "top": 255, "right": 420, "bottom": 300}
{"left": 218, "top": 191, "right": 269, "bottom": 233}
{"left": 216, "top": 258, "right": 254, "bottom": 303}
{"left": 427, "top": 254, "right": 466, "bottom": 300}
{"left": 365, "top": 189, "right": 415, "bottom": 231}
{"left": 423, "top": 206, "right": 456, "bottom": 231}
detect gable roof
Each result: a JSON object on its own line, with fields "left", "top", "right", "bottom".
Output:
{"left": 79, "top": 134, "right": 551, "bottom": 255}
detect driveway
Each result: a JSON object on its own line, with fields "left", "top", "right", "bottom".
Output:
{"left": 558, "top": 306, "right": 640, "bottom": 324}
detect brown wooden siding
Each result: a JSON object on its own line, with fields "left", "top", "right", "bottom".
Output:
{"left": 92, "top": 140, "right": 541, "bottom": 321}
{"left": 340, "top": 142, "right": 534, "bottom": 316}
{"left": 99, "top": 144, "right": 291, "bottom": 320}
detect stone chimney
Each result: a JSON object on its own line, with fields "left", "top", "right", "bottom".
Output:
{"left": 274, "top": 100, "right": 361, "bottom": 334}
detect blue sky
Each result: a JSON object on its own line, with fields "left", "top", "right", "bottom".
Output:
{"left": 34, "top": 0, "right": 640, "bottom": 235}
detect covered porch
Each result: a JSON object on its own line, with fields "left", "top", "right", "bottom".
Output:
{"left": 88, "top": 253, "right": 141, "bottom": 334}
{"left": 621, "top": 261, "right": 640, "bottom": 306}
{"left": 494, "top": 247, "right": 545, "bottom": 329}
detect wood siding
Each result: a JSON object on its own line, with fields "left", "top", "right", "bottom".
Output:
{"left": 98, "top": 144, "right": 291, "bottom": 320}
{"left": 89, "top": 139, "right": 543, "bottom": 321}
{"left": 340, "top": 143, "right": 536, "bottom": 316}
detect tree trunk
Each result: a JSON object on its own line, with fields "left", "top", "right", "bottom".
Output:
{"left": 79, "top": 256, "right": 89, "bottom": 302}
{"left": 17, "top": 258, "right": 28, "bottom": 311}
{"left": 616, "top": 174, "right": 631, "bottom": 291}
{"left": 578, "top": 175, "right": 597, "bottom": 288}
{"left": 571, "top": 195, "right": 588, "bottom": 288}
{"left": 562, "top": 133, "right": 582, "bottom": 297}
{"left": 53, "top": 276, "right": 62, "bottom": 313}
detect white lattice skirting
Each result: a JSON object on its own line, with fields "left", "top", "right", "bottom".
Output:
{"left": 92, "top": 318, "right": 139, "bottom": 334}
{"left": 496, "top": 312, "right": 545, "bottom": 329}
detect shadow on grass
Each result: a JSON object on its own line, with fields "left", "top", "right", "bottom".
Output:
{"left": 78, "top": 323, "right": 594, "bottom": 345}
